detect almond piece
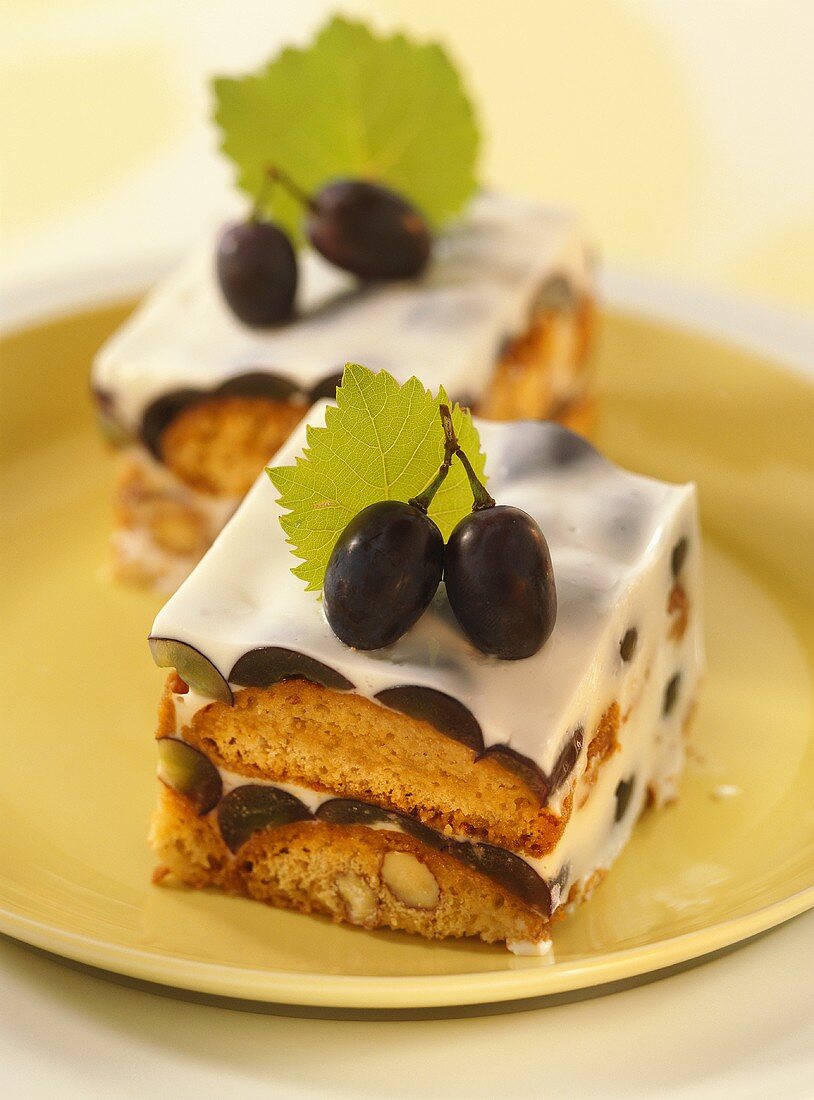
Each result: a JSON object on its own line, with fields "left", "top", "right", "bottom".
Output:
{"left": 381, "top": 851, "right": 440, "bottom": 910}
{"left": 335, "top": 871, "right": 377, "bottom": 925}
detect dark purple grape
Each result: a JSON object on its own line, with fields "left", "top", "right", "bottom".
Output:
{"left": 478, "top": 744, "right": 549, "bottom": 801}
{"left": 309, "top": 371, "right": 344, "bottom": 403}
{"left": 444, "top": 505, "right": 557, "bottom": 660}
{"left": 374, "top": 685, "right": 484, "bottom": 753}
{"left": 229, "top": 647, "right": 353, "bottom": 691}
{"left": 307, "top": 180, "right": 431, "bottom": 280}
{"left": 620, "top": 627, "right": 638, "bottom": 662}
{"left": 671, "top": 536, "right": 689, "bottom": 577}
{"left": 218, "top": 784, "right": 311, "bottom": 853}
{"left": 448, "top": 840, "right": 552, "bottom": 916}
{"left": 139, "top": 373, "right": 302, "bottom": 458}
{"left": 663, "top": 672, "right": 682, "bottom": 715}
{"left": 315, "top": 799, "right": 442, "bottom": 850}
{"left": 323, "top": 501, "right": 444, "bottom": 650}
{"left": 614, "top": 776, "right": 635, "bottom": 822}
{"left": 216, "top": 219, "right": 297, "bottom": 326}
{"left": 156, "top": 738, "right": 222, "bottom": 816}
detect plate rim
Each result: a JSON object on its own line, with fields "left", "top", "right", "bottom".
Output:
{"left": 0, "top": 883, "right": 812, "bottom": 1008}
{"left": 2, "top": 272, "right": 813, "bottom": 1009}
{"left": 598, "top": 267, "right": 814, "bottom": 383}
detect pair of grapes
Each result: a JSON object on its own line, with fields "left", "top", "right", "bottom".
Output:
{"left": 217, "top": 168, "right": 432, "bottom": 327}
{"left": 323, "top": 408, "right": 557, "bottom": 661}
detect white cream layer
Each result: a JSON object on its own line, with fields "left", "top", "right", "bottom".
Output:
{"left": 93, "top": 194, "right": 590, "bottom": 433}
{"left": 153, "top": 412, "right": 703, "bottom": 817}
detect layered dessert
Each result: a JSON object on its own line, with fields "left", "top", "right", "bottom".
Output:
{"left": 148, "top": 391, "right": 702, "bottom": 953}
{"left": 93, "top": 194, "right": 595, "bottom": 589}
{"left": 91, "top": 17, "right": 596, "bottom": 591}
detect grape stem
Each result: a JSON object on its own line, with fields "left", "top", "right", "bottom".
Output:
{"left": 249, "top": 167, "right": 279, "bottom": 221}
{"left": 264, "top": 165, "right": 317, "bottom": 212}
{"left": 438, "top": 404, "right": 495, "bottom": 512}
{"left": 409, "top": 421, "right": 457, "bottom": 514}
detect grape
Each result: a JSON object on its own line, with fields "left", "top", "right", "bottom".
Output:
{"left": 307, "top": 179, "right": 431, "bottom": 280}
{"left": 218, "top": 784, "right": 311, "bottom": 853}
{"left": 444, "top": 505, "right": 557, "bottom": 659}
{"left": 323, "top": 501, "right": 444, "bottom": 649}
{"left": 309, "top": 371, "right": 344, "bottom": 403}
{"left": 216, "top": 219, "right": 297, "bottom": 326}
{"left": 156, "top": 738, "right": 222, "bottom": 816}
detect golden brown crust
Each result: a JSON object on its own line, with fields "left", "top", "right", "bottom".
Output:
{"left": 667, "top": 582, "right": 690, "bottom": 640}
{"left": 161, "top": 396, "right": 305, "bottom": 497}
{"left": 554, "top": 392, "right": 597, "bottom": 438}
{"left": 577, "top": 703, "right": 620, "bottom": 808}
{"left": 576, "top": 295, "right": 598, "bottom": 363}
{"left": 159, "top": 677, "right": 621, "bottom": 860}
{"left": 150, "top": 784, "right": 549, "bottom": 945}
{"left": 161, "top": 677, "right": 580, "bottom": 858}
{"left": 478, "top": 295, "right": 595, "bottom": 422}
{"left": 153, "top": 295, "right": 596, "bottom": 503}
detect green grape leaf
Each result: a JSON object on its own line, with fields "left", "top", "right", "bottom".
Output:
{"left": 212, "top": 16, "right": 480, "bottom": 244}
{"left": 267, "top": 364, "right": 487, "bottom": 591}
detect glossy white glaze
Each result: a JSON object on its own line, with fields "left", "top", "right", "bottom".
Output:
{"left": 93, "top": 194, "right": 589, "bottom": 432}
{"left": 152, "top": 410, "right": 704, "bottom": 810}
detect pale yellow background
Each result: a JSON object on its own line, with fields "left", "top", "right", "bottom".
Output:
{"left": 2, "top": 0, "right": 813, "bottom": 312}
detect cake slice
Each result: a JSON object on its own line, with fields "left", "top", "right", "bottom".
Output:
{"left": 148, "top": 402, "right": 702, "bottom": 953}
{"left": 93, "top": 194, "right": 595, "bottom": 590}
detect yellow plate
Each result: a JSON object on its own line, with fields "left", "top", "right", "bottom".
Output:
{"left": 1, "top": 297, "right": 813, "bottom": 1009}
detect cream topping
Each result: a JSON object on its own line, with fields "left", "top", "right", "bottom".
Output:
{"left": 93, "top": 194, "right": 590, "bottom": 433}
{"left": 152, "top": 411, "right": 704, "bottom": 801}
